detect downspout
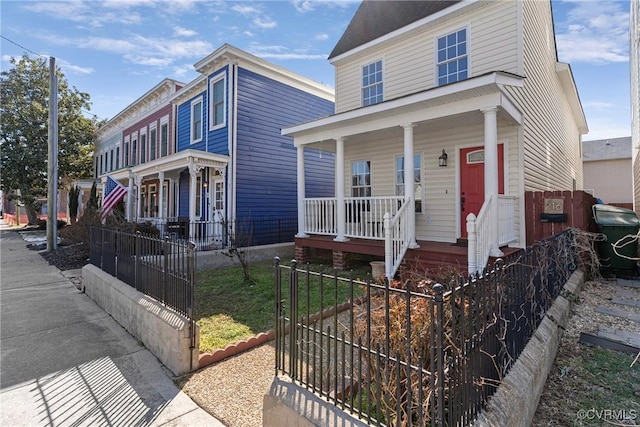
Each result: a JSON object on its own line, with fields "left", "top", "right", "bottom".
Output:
{"left": 230, "top": 62, "right": 238, "bottom": 225}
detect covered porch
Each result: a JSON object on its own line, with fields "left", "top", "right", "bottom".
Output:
{"left": 282, "top": 72, "right": 525, "bottom": 276}
{"left": 106, "top": 149, "right": 230, "bottom": 248}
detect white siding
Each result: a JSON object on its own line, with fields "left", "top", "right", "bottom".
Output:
{"left": 333, "top": 1, "right": 519, "bottom": 114}
{"left": 503, "top": 0, "right": 584, "bottom": 192}
{"left": 342, "top": 123, "right": 521, "bottom": 244}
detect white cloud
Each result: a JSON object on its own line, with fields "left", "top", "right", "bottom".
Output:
{"left": 253, "top": 17, "right": 278, "bottom": 29}
{"left": 231, "top": 5, "right": 261, "bottom": 16}
{"left": 555, "top": 0, "right": 629, "bottom": 64}
{"left": 24, "top": 1, "right": 142, "bottom": 27}
{"left": 582, "top": 101, "right": 617, "bottom": 111}
{"left": 315, "top": 33, "right": 329, "bottom": 41}
{"left": 173, "top": 26, "right": 197, "bottom": 37}
{"left": 57, "top": 58, "right": 94, "bottom": 75}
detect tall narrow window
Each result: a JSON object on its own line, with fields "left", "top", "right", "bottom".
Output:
{"left": 99, "top": 154, "right": 103, "bottom": 175}
{"left": 437, "top": 29, "right": 468, "bottom": 86}
{"left": 109, "top": 149, "right": 114, "bottom": 171}
{"left": 149, "top": 184, "right": 157, "bottom": 217}
{"left": 124, "top": 139, "right": 130, "bottom": 167}
{"left": 115, "top": 146, "right": 120, "bottom": 170}
{"left": 396, "top": 154, "right": 423, "bottom": 213}
{"left": 140, "top": 132, "right": 147, "bottom": 164}
{"left": 351, "top": 160, "right": 371, "bottom": 197}
{"left": 131, "top": 138, "right": 138, "bottom": 166}
{"left": 210, "top": 77, "right": 226, "bottom": 129}
{"left": 191, "top": 98, "right": 203, "bottom": 143}
{"left": 160, "top": 122, "right": 168, "bottom": 157}
{"left": 195, "top": 176, "right": 202, "bottom": 217}
{"left": 362, "top": 60, "right": 383, "bottom": 106}
{"left": 149, "top": 127, "right": 157, "bottom": 161}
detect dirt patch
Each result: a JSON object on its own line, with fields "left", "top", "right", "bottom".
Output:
{"left": 40, "top": 242, "right": 90, "bottom": 271}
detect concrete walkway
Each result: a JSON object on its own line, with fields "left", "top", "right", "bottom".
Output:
{"left": 0, "top": 221, "right": 224, "bottom": 426}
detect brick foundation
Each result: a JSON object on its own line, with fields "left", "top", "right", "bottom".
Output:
{"left": 332, "top": 250, "right": 351, "bottom": 271}
{"left": 294, "top": 245, "right": 310, "bottom": 264}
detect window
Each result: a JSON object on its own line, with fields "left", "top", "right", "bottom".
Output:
{"left": 195, "top": 175, "right": 202, "bottom": 217}
{"left": 210, "top": 77, "right": 226, "bottom": 129}
{"left": 149, "top": 184, "right": 157, "bottom": 217}
{"left": 94, "top": 157, "right": 98, "bottom": 178}
{"left": 191, "top": 98, "right": 203, "bottom": 143}
{"left": 131, "top": 138, "right": 138, "bottom": 166}
{"left": 362, "top": 60, "right": 383, "bottom": 106}
{"left": 160, "top": 122, "right": 168, "bottom": 157}
{"left": 396, "top": 154, "right": 423, "bottom": 213}
{"left": 115, "top": 146, "right": 120, "bottom": 170}
{"left": 437, "top": 29, "right": 468, "bottom": 86}
{"left": 99, "top": 154, "right": 103, "bottom": 175}
{"left": 351, "top": 160, "right": 371, "bottom": 197}
{"left": 124, "top": 138, "right": 130, "bottom": 167}
{"left": 149, "top": 126, "right": 157, "bottom": 161}
{"left": 109, "top": 149, "right": 114, "bottom": 171}
{"left": 140, "top": 132, "right": 147, "bottom": 164}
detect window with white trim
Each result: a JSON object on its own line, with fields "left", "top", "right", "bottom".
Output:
{"left": 124, "top": 137, "right": 130, "bottom": 167}
{"left": 160, "top": 119, "right": 168, "bottom": 157}
{"left": 131, "top": 136, "right": 138, "bottom": 166}
{"left": 396, "top": 154, "right": 423, "bottom": 213}
{"left": 210, "top": 76, "right": 226, "bottom": 130}
{"left": 149, "top": 125, "right": 157, "bottom": 161}
{"left": 191, "top": 98, "right": 203, "bottom": 143}
{"left": 140, "top": 131, "right": 147, "bottom": 164}
{"left": 437, "top": 29, "right": 468, "bottom": 86}
{"left": 115, "top": 146, "right": 120, "bottom": 170}
{"left": 362, "top": 60, "right": 383, "bottom": 106}
{"left": 351, "top": 160, "right": 371, "bottom": 197}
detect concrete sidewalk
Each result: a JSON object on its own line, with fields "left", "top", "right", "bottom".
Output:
{"left": 0, "top": 221, "right": 224, "bottom": 426}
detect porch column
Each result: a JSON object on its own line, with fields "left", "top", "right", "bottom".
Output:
{"left": 188, "top": 159, "right": 200, "bottom": 223}
{"left": 135, "top": 174, "right": 142, "bottom": 221}
{"left": 482, "top": 107, "right": 503, "bottom": 257}
{"left": 335, "top": 137, "right": 347, "bottom": 242}
{"left": 296, "top": 145, "right": 308, "bottom": 238}
{"left": 127, "top": 171, "right": 135, "bottom": 221}
{"left": 157, "top": 170, "right": 165, "bottom": 221}
{"left": 402, "top": 124, "right": 419, "bottom": 248}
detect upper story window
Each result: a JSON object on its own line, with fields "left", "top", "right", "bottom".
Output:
{"left": 191, "top": 97, "right": 203, "bottom": 143}
{"left": 351, "top": 160, "right": 371, "bottom": 197}
{"left": 149, "top": 126, "right": 157, "bottom": 161}
{"left": 115, "top": 146, "right": 120, "bottom": 170}
{"left": 362, "top": 60, "right": 383, "bottom": 106}
{"left": 210, "top": 76, "right": 226, "bottom": 130}
{"left": 140, "top": 131, "right": 147, "bottom": 164}
{"left": 396, "top": 154, "right": 423, "bottom": 213}
{"left": 437, "top": 29, "right": 468, "bottom": 86}
{"left": 124, "top": 137, "right": 130, "bottom": 167}
{"left": 131, "top": 137, "right": 138, "bottom": 166}
{"left": 160, "top": 121, "right": 168, "bottom": 157}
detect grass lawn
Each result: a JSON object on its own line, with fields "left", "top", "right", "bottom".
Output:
{"left": 195, "top": 259, "right": 371, "bottom": 353}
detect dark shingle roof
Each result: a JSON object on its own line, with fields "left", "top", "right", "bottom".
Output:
{"left": 329, "top": 0, "right": 462, "bottom": 60}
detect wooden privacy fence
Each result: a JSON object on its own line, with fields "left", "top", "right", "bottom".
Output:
{"left": 525, "top": 190, "right": 597, "bottom": 245}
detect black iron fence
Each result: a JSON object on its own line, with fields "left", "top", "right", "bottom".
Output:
{"left": 274, "top": 229, "right": 577, "bottom": 426}
{"left": 135, "top": 217, "right": 298, "bottom": 251}
{"left": 89, "top": 226, "right": 196, "bottom": 321}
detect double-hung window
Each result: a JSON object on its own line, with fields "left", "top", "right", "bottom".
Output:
{"left": 191, "top": 98, "right": 203, "bottom": 143}
{"left": 362, "top": 60, "right": 383, "bottom": 106}
{"left": 160, "top": 120, "right": 168, "bottom": 157}
{"left": 131, "top": 137, "right": 138, "bottom": 166}
{"left": 210, "top": 76, "right": 226, "bottom": 130}
{"left": 351, "top": 160, "right": 371, "bottom": 197}
{"left": 396, "top": 154, "right": 423, "bottom": 213}
{"left": 437, "top": 29, "right": 468, "bottom": 86}
{"left": 149, "top": 126, "right": 157, "bottom": 161}
{"left": 140, "top": 131, "right": 147, "bottom": 164}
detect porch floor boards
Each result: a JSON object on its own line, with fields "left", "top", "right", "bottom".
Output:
{"left": 294, "top": 235, "right": 523, "bottom": 271}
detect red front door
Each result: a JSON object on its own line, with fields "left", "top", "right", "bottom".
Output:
{"left": 460, "top": 145, "right": 504, "bottom": 237}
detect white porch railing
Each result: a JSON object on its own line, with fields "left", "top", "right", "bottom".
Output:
{"left": 468, "top": 195, "right": 517, "bottom": 274}
{"left": 498, "top": 195, "right": 517, "bottom": 245}
{"left": 303, "top": 196, "right": 403, "bottom": 239}
{"left": 384, "top": 199, "right": 412, "bottom": 278}
{"left": 467, "top": 196, "right": 492, "bottom": 275}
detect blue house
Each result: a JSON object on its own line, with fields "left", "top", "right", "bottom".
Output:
{"left": 97, "top": 44, "right": 335, "bottom": 248}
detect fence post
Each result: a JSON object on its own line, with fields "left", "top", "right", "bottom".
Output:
{"left": 434, "top": 283, "right": 445, "bottom": 426}
{"left": 134, "top": 231, "right": 141, "bottom": 291}
{"left": 384, "top": 212, "right": 391, "bottom": 278}
{"left": 274, "top": 256, "right": 281, "bottom": 374}
{"left": 467, "top": 213, "right": 477, "bottom": 275}
{"left": 187, "top": 241, "right": 196, "bottom": 372}
{"left": 289, "top": 259, "right": 298, "bottom": 379}
{"left": 100, "top": 227, "right": 104, "bottom": 270}
{"left": 163, "top": 236, "right": 170, "bottom": 304}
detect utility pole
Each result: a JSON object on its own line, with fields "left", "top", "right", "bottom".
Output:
{"left": 47, "top": 57, "right": 58, "bottom": 251}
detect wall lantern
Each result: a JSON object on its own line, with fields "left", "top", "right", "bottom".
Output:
{"left": 438, "top": 149, "right": 448, "bottom": 167}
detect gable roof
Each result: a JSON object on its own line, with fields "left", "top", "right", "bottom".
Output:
{"left": 329, "top": 0, "right": 461, "bottom": 60}
{"left": 582, "top": 137, "right": 632, "bottom": 161}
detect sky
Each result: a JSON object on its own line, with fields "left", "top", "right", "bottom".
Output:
{"left": 0, "top": 0, "right": 632, "bottom": 142}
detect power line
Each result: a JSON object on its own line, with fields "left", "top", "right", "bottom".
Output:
{"left": 0, "top": 34, "right": 47, "bottom": 58}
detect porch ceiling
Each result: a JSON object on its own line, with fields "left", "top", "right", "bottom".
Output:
{"left": 283, "top": 71, "right": 524, "bottom": 148}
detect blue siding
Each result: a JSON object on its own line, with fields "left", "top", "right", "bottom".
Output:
{"left": 178, "top": 170, "right": 190, "bottom": 218}
{"left": 234, "top": 68, "right": 335, "bottom": 224}
{"left": 176, "top": 93, "right": 207, "bottom": 153}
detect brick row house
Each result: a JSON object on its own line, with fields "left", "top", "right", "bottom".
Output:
{"left": 95, "top": 45, "right": 335, "bottom": 248}
{"left": 282, "top": 0, "right": 588, "bottom": 276}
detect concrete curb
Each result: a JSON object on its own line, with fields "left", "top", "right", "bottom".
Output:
{"left": 473, "top": 269, "right": 584, "bottom": 427}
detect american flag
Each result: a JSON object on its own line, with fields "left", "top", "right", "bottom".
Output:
{"left": 101, "top": 175, "right": 128, "bottom": 222}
